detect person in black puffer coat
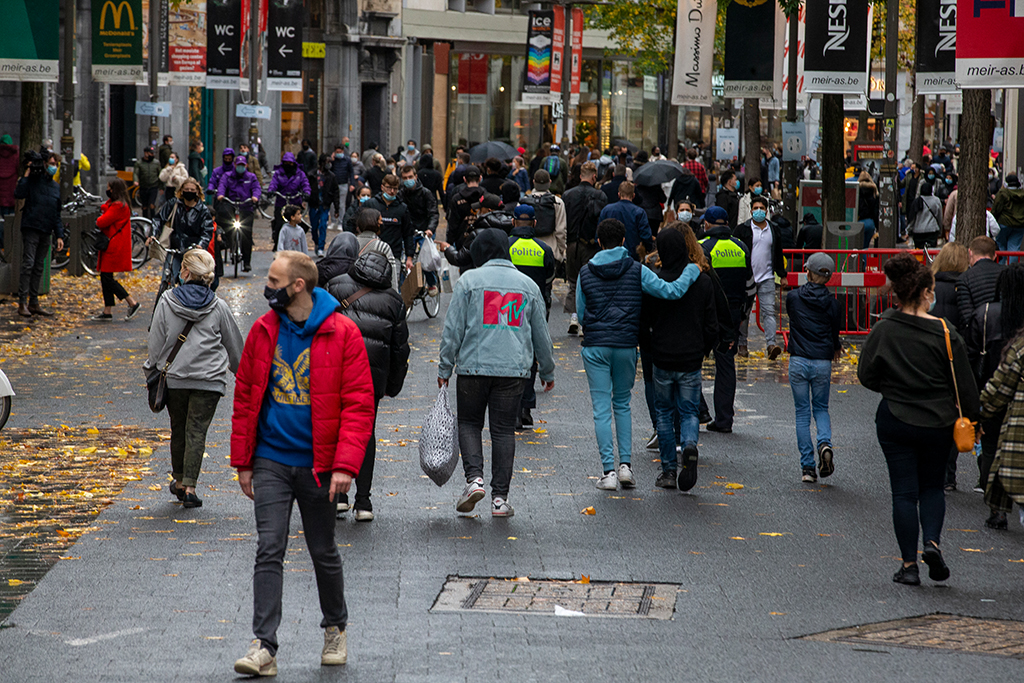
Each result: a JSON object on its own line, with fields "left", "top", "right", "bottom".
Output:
{"left": 326, "top": 250, "right": 410, "bottom": 521}
{"left": 930, "top": 242, "right": 969, "bottom": 331}
{"left": 317, "top": 231, "right": 359, "bottom": 287}
{"left": 957, "top": 236, "right": 1005, "bottom": 335}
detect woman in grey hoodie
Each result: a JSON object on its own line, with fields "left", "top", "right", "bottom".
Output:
{"left": 146, "top": 250, "right": 244, "bottom": 508}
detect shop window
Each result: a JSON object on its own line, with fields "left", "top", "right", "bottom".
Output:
{"left": 281, "top": 89, "right": 306, "bottom": 156}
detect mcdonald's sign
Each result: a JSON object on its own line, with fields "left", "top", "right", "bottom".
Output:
{"left": 92, "top": 0, "right": 143, "bottom": 83}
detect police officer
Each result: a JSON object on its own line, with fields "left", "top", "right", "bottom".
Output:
{"left": 699, "top": 206, "right": 751, "bottom": 433}
{"left": 508, "top": 204, "right": 555, "bottom": 429}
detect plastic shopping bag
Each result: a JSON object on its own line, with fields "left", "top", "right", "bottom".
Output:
{"left": 419, "top": 237, "right": 445, "bottom": 273}
{"left": 419, "top": 386, "right": 460, "bottom": 486}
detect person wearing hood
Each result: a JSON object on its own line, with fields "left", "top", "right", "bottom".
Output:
{"left": 993, "top": 174, "right": 1024, "bottom": 256}
{"left": 353, "top": 208, "right": 399, "bottom": 290}
{"left": 785, "top": 253, "right": 842, "bottom": 484}
{"left": 207, "top": 148, "right": 235, "bottom": 196}
{"left": 577, "top": 218, "right": 701, "bottom": 491}
{"left": 639, "top": 227, "right": 719, "bottom": 491}
{"left": 309, "top": 153, "right": 341, "bottom": 257}
{"left": 417, "top": 153, "right": 444, "bottom": 209}
{"left": 269, "top": 152, "right": 312, "bottom": 250}
{"left": 317, "top": 232, "right": 359, "bottom": 287}
{"left": 402, "top": 140, "right": 420, "bottom": 167}
{"left": 907, "top": 182, "right": 943, "bottom": 248}
{"left": 217, "top": 155, "right": 262, "bottom": 271}
{"left": 231, "top": 251, "right": 374, "bottom": 675}
{"left": 147, "top": 250, "right": 243, "bottom": 509}
{"left": 0, "top": 133, "right": 20, "bottom": 216}
{"left": 297, "top": 140, "right": 318, "bottom": 175}
{"left": 326, "top": 251, "right": 410, "bottom": 521}
{"left": 737, "top": 178, "right": 765, "bottom": 226}
{"left": 438, "top": 228, "right": 555, "bottom": 519}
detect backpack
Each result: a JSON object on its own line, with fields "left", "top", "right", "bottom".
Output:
{"left": 521, "top": 193, "right": 557, "bottom": 237}
{"left": 542, "top": 155, "right": 561, "bottom": 178}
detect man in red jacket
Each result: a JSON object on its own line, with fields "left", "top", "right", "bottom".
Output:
{"left": 231, "top": 251, "right": 375, "bottom": 677}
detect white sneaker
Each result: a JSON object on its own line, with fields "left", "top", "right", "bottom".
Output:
{"left": 618, "top": 464, "right": 636, "bottom": 489}
{"left": 596, "top": 471, "right": 618, "bottom": 490}
{"left": 321, "top": 626, "right": 347, "bottom": 666}
{"left": 456, "top": 477, "right": 486, "bottom": 513}
{"left": 316, "top": 248, "right": 325, "bottom": 257}
{"left": 354, "top": 509, "right": 374, "bottom": 522}
{"left": 234, "top": 639, "right": 277, "bottom": 676}
{"left": 492, "top": 497, "right": 514, "bottom": 517}
{"left": 567, "top": 313, "right": 579, "bottom": 335}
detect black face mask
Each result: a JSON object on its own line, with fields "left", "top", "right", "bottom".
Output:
{"left": 284, "top": 164, "right": 297, "bottom": 176}
{"left": 106, "top": 189, "right": 114, "bottom": 199}
{"left": 264, "top": 282, "right": 294, "bottom": 312}
{"left": 182, "top": 191, "right": 199, "bottom": 202}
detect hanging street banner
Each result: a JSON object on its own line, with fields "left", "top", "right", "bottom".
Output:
{"left": 761, "top": 4, "right": 807, "bottom": 110}
{"left": 0, "top": 0, "right": 59, "bottom": 82}
{"left": 916, "top": 0, "right": 956, "bottom": 94}
{"left": 267, "top": 0, "right": 303, "bottom": 91}
{"left": 207, "top": 0, "right": 241, "bottom": 90}
{"left": 239, "top": 0, "right": 267, "bottom": 92}
{"left": 803, "top": 0, "right": 870, "bottom": 94}
{"left": 723, "top": 0, "right": 778, "bottom": 98}
{"left": 92, "top": 0, "right": 144, "bottom": 82}
{"left": 168, "top": 0, "right": 206, "bottom": 86}
{"left": 672, "top": 0, "right": 717, "bottom": 107}
{"left": 781, "top": 121, "right": 806, "bottom": 162}
{"left": 141, "top": 0, "right": 170, "bottom": 86}
{"left": 569, "top": 7, "right": 583, "bottom": 106}
{"left": 955, "top": 0, "right": 1024, "bottom": 88}
{"left": 716, "top": 128, "right": 739, "bottom": 161}
{"left": 523, "top": 10, "right": 554, "bottom": 104}
{"left": 548, "top": 6, "right": 565, "bottom": 103}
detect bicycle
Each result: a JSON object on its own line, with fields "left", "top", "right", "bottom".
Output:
{"left": 215, "top": 196, "right": 255, "bottom": 278}
{"left": 266, "top": 191, "right": 312, "bottom": 234}
{"left": 52, "top": 188, "right": 104, "bottom": 270}
{"left": 149, "top": 241, "right": 185, "bottom": 315}
{"left": 404, "top": 230, "right": 441, "bottom": 320}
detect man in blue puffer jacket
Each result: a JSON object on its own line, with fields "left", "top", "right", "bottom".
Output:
{"left": 577, "top": 218, "right": 700, "bottom": 491}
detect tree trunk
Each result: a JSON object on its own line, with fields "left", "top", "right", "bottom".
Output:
{"left": 19, "top": 82, "right": 45, "bottom": 156}
{"left": 909, "top": 93, "right": 926, "bottom": 165}
{"left": 743, "top": 98, "right": 761, "bottom": 191}
{"left": 820, "top": 94, "right": 846, "bottom": 240}
{"left": 957, "top": 89, "right": 994, "bottom": 244}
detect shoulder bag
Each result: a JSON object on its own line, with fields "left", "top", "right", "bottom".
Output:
{"left": 146, "top": 320, "right": 196, "bottom": 412}
{"left": 941, "top": 318, "right": 978, "bottom": 453}
{"left": 91, "top": 208, "right": 129, "bottom": 253}
{"left": 338, "top": 286, "right": 372, "bottom": 310}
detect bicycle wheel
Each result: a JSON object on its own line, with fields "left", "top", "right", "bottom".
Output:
{"left": 153, "top": 263, "right": 174, "bottom": 315}
{"left": 423, "top": 289, "right": 441, "bottom": 318}
{"left": 51, "top": 248, "right": 70, "bottom": 271}
{"left": 258, "top": 197, "right": 274, "bottom": 220}
{"left": 80, "top": 228, "right": 100, "bottom": 276}
{"left": 405, "top": 298, "right": 416, "bottom": 320}
{"left": 0, "top": 395, "right": 10, "bottom": 432}
{"left": 131, "top": 217, "right": 153, "bottom": 268}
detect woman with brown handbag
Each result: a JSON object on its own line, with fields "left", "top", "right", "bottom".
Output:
{"left": 91, "top": 178, "right": 141, "bottom": 321}
{"left": 859, "top": 253, "right": 980, "bottom": 586}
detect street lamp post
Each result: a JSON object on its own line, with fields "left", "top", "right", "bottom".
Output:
{"left": 877, "top": 0, "right": 899, "bottom": 248}
{"left": 148, "top": 0, "right": 160, "bottom": 148}
{"left": 60, "top": 0, "right": 76, "bottom": 204}
{"left": 782, "top": 6, "right": 799, "bottom": 228}
{"left": 248, "top": 0, "right": 259, "bottom": 153}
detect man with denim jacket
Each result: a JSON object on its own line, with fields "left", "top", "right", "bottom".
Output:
{"left": 438, "top": 228, "right": 555, "bottom": 518}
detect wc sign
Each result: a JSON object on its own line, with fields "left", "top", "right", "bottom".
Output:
{"left": 267, "top": 0, "right": 303, "bottom": 91}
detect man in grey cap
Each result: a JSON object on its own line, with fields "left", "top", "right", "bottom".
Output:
{"left": 784, "top": 251, "right": 842, "bottom": 484}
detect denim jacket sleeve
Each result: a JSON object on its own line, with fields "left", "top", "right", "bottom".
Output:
{"left": 438, "top": 281, "right": 469, "bottom": 380}
{"left": 530, "top": 294, "right": 556, "bottom": 382}
{"left": 641, "top": 263, "right": 699, "bottom": 299}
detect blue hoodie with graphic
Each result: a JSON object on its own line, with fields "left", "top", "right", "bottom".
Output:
{"left": 255, "top": 288, "right": 340, "bottom": 468}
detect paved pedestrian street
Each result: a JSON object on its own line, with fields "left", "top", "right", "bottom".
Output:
{"left": 1, "top": 232, "right": 1022, "bottom": 682}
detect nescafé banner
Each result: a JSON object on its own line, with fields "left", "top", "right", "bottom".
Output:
{"left": 93, "top": 0, "right": 143, "bottom": 83}
{"left": 955, "top": 0, "right": 1024, "bottom": 88}
{"left": 803, "top": 0, "right": 870, "bottom": 94}
{"left": 723, "top": 0, "right": 778, "bottom": 98}
{"left": 523, "top": 10, "right": 554, "bottom": 105}
{"left": 916, "top": 0, "right": 956, "bottom": 94}
{"left": 0, "top": 0, "right": 58, "bottom": 82}
{"left": 672, "top": 0, "right": 717, "bottom": 107}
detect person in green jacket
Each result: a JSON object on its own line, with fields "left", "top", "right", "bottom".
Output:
{"left": 134, "top": 147, "right": 162, "bottom": 218}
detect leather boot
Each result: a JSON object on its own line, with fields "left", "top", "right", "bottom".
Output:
{"left": 17, "top": 302, "right": 32, "bottom": 317}
{"left": 28, "top": 303, "right": 53, "bottom": 316}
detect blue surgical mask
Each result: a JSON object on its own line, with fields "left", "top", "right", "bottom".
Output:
{"left": 359, "top": 195, "right": 371, "bottom": 203}
{"left": 178, "top": 273, "right": 188, "bottom": 285}
{"left": 47, "top": 165, "right": 57, "bottom": 176}
{"left": 929, "top": 297, "right": 936, "bottom": 312}
{"left": 235, "top": 165, "right": 247, "bottom": 176}
{"left": 403, "top": 178, "right": 416, "bottom": 188}
{"left": 407, "top": 145, "right": 416, "bottom": 152}
{"left": 752, "top": 186, "right": 763, "bottom": 195}
{"left": 945, "top": 178, "right": 953, "bottom": 185}
{"left": 752, "top": 209, "right": 767, "bottom": 223}
{"left": 383, "top": 192, "right": 397, "bottom": 202}
{"left": 679, "top": 210, "right": 693, "bottom": 223}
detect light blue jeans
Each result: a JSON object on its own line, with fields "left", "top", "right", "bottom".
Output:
{"left": 789, "top": 356, "right": 833, "bottom": 468}
{"left": 653, "top": 366, "right": 702, "bottom": 473}
{"left": 581, "top": 346, "right": 637, "bottom": 471}
{"left": 997, "top": 225, "right": 1024, "bottom": 264}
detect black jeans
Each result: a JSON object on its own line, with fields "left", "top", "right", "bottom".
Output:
{"left": 251, "top": 457, "right": 347, "bottom": 656}
{"left": 712, "top": 306, "right": 742, "bottom": 429}
{"left": 19, "top": 229, "right": 50, "bottom": 304}
{"left": 352, "top": 399, "right": 380, "bottom": 511}
{"left": 520, "top": 358, "right": 538, "bottom": 412}
{"left": 457, "top": 375, "right": 526, "bottom": 499}
{"left": 166, "top": 388, "right": 220, "bottom": 487}
{"left": 875, "top": 399, "right": 952, "bottom": 564}
{"left": 100, "top": 271, "right": 130, "bottom": 307}
{"left": 141, "top": 186, "right": 160, "bottom": 219}
{"left": 271, "top": 204, "right": 284, "bottom": 250}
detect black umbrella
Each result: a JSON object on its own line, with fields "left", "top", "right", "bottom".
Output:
{"left": 468, "top": 141, "right": 518, "bottom": 163}
{"left": 612, "top": 139, "right": 639, "bottom": 155}
{"left": 632, "top": 159, "right": 685, "bottom": 186}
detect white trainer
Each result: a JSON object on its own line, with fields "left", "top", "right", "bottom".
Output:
{"left": 234, "top": 639, "right": 277, "bottom": 677}
{"left": 618, "top": 464, "right": 636, "bottom": 489}
{"left": 354, "top": 509, "right": 374, "bottom": 522}
{"left": 492, "top": 497, "right": 514, "bottom": 517}
{"left": 321, "top": 626, "right": 347, "bottom": 666}
{"left": 596, "top": 471, "right": 618, "bottom": 490}
{"left": 456, "top": 477, "right": 486, "bottom": 513}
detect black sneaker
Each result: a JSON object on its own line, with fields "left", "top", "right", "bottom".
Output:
{"left": 646, "top": 432, "right": 659, "bottom": 450}
{"left": 124, "top": 302, "right": 142, "bottom": 321}
{"left": 655, "top": 471, "right": 677, "bottom": 489}
{"left": 520, "top": 409, "right": 534, "bottom": 427}
{"left": 698, "top": 410, "right": 713, "bottom": 425}
{"left": 985, "top": 511, "right": 1008, "bottom": 529}
{"left": 801, "top": 466, "right": 817, "bottom": 483}
{"left": 243, "top": 264, "right": 252, "bottom": 273}
{"left": 677, "top": 445, "right": 699, "bottom": 492}
{"left": 182, "top": 492, "right": 203, "bottom": 508}
{"left": 921, "top": 543, "right": 950, "bottom": 581}
{"left": 893, "top": 563, "right": 921, "bottom": 586}
{"left": 817, "top": 443, "right": 834, "bottom": 478}
{"left": 90, "top": 313, "right": 113, "bottom": 321}
{"left": 706, "top": 423, "right": 732, "bottom": 434}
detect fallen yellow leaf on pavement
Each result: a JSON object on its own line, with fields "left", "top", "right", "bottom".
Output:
{"left": 759, "top": 532, "right": 789, "bottom": 537}
{"left": 8, "top": 579, "right": 25, "bottom": 586}
{"left": 86, "top": 428, "right": 99, "bottom": 435}
{"left": 581, "top": 506, "right": 596, "bottom": 515}
{"left": 724, "top": 483, "right": 744, "bottom": 490}
{"left": 147, "top": 485, "right": 162, "bottom": 491}
{"left": 730, "top": 537, "right": 746, "bottom": 540}
{"left": 580, "top": 575, "right": 590, "bottom": 584}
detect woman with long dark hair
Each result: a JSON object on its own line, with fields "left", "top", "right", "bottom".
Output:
{"left": 970, "top": 264, "right": 1024, "bottom": 528}
{"left": 859, "top": 253, "right": 980, "bottom": 585}
{"left": 92, "top": 178, "right": 141, "bottom": 321}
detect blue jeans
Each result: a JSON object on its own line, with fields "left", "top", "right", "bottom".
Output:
{"left": 310, "top": 206, "right": 330, "bottom": 252}
{"left": 861, "top": 218, "right": 876, "bottom": 249}
{"left": 789, "top": 356, "right": 833, "bottom": 468}
{"left": 997, "top": 225, "right": 1024, "bottom": 263}
{"left": 653, "top": 366, "right": 702, "bottom": 472}
{"left": 581, "top": 346, "right": 637, "bottom": 471}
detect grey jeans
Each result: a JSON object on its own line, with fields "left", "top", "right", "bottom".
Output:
{"left": 738, "top": 279, "right": 777, "bottom": 348}
{"left": 19, "top": 229, "right": 50, "bottom": 304}
{"left": 251, "top": 457, "right": 347, "bottom": 655}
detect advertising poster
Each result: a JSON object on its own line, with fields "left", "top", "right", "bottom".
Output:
{"left": 569, "top": 7, "right": 582, "bottom": 106}
{"left": 716, "top": 128, "right": 740, "bottom": 161}
{"left": 523, "top": 10, "right": 554, "bottom": 105}
{"left": 671, "top": 0, "right": 717, "bottom": 107}
{"left": 916, "top": 0, "right": 957, "bottom": 94}
{"left": 92, "top": 0, "right": 144, "bottom": 83}
{"left": 803, "top": 0, "right": 870, "bottom": 94}
{"left": 168, "top": 0, "right": 206, "bottom": 86}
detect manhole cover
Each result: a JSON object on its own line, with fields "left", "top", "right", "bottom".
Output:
{"left": 431, "top": 577, "right": 678, "bottom": 620}
{"left": 803, "top": 614, "right": 1024, "bottom": 659}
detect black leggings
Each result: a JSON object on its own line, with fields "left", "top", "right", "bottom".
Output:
{"left": 100, "top": 271, "right": 130, "bottom": 307}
